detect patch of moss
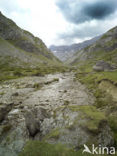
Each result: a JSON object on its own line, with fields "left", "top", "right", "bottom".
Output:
{"left": 0, "top": 124, "right": 12, "bottom": 136}
{"left": 33, "top": 83, "right": 43, "bottom": 90}
{"left": 69, "top": 105, "right": 106, "bottom": 132}
{"left": 13, "top": 71, "right": 24, "bottom": 77}
{"left": 53, "top": 78, "right": 59, "bottom": 82}
{"left": 43, "top": 128, "right": 60, "bottom": 140}
{"left": 44, "top": 78, "right": 59, "bottom": 85}
{"left": 19, "top": 140, "right": 112, "bottom": 156}
{"left": 0, "top": 62, "right": 68, "bottom": 82}
{"left": 0, "top": 92, "right": 5, "bottom": 95}
{"left": 64, "top": 100, "right": 70, "bottom": 106}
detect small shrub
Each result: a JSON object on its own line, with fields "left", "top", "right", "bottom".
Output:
{"left": 13, "top": 71, "right": 23, "bottom": 76}
{"left": 33, "top": 83, "right": 43, "bottom": 90}
{"left": 64, "top": 100, "right": 70, "bottom": 106}
{"left": 0, "top": 92, "right": 5, "bottom": 95}
{"left": 1, "top": 124, "right": 12, "bottom": 135}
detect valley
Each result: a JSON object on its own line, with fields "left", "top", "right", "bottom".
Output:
{"left": 0, "top": 12, "right": 117, "bottom": 156}
{"left": 0, "top": 72, "right": 113, "bottom": 156}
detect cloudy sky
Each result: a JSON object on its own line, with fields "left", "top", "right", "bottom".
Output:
{"left": 0, "top": 0, "right": 117, "bottom": 46}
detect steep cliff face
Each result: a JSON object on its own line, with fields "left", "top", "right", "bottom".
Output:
{"left": 69, "top": 26, "right": 117, "bottom": 66}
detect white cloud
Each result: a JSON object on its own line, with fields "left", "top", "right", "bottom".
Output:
{"left": 0, "top": 0, "right": 68, "bottom": 46}
{"left": 0, "top": 0, "right": 117, "bottom": 46}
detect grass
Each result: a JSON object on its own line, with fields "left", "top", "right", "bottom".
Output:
{"left": 33, "top": 83, "right": 43, "bottom": 90}
{"left": 44, "top": 78, "right": 59, "bottom": 85}
{"left": 64, "top": 100, "right": 70, "bottom": 106}
{"left": 19, "top": 141, "right": 112, "bottom": 156}
{"left": 69, "top": 105, "right": 106, "bottom": 132}
{"left": 108, "top": 113, "right": 117, "bottom": 146}
{"left": 43, "top": 128, "right": 60, "bottom": 140}
{"left": 0, "top": 124, "right": 12, "bottom": 137}
{"left": 0, "top": 36, "right": 68, "bottom": 82}
{"left": 0, "top": 91, "right": 5, "bottom": 95}
{"left": 75, "top": 63, "right": 117, "bottom": 109}
{"left": 0, "top": 62, "right": 68, "bottom": 82}
{"left": 75, "top": 60, "right": 117, "bottom": 146}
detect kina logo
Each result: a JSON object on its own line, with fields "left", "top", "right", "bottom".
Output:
{"left": 83, "top": 144, "right": 115, "bottom": 155}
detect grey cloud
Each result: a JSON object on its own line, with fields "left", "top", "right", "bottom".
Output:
{"left": 57, "top": 20, "right": 117, "bottom": 45}
{"left": 56, "top": 0, "right": 117, "bottom": 24}
{"left": 58, "top": 25, "right": 103, "bottom": 41}
{"left": 84, "top": 1, "right": 117, "bottom": 19}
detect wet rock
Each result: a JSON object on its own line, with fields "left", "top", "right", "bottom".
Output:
{"left": 93, "top": 60, "right": 114, "bottom": 71}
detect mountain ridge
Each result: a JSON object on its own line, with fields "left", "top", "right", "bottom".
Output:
{"left": 50, "top": 35, "right": 101, "bottom": 61}
{"left": 69, "top": 26, "right": 117, "bottom": 66}
{"left": 0, "top": 11, "right": 59, "bottom": 62}
{"left": 0, "top": 12, "right": 65, "bottom": 81}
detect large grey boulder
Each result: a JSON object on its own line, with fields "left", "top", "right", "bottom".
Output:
{"left": 24, "top": 108, "right": 50, "bottom": 137}
{"left": 25, "top": 110, "right": 40, "bottom": 137}
{"left": 93, "top": 60, "right": 114, "bottom": 72}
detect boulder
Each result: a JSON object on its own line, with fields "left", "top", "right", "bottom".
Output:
{"left": 0, "top": 103, "right": 13, "bottom": 122}
{"left": 24, "top": 110, "right": 40, "bottom": 137}
{"left": 24, "top": 108, "right": 49, "bottom": 137}
{"left": 93, "top": 60, "right": 114, "bottom": 72}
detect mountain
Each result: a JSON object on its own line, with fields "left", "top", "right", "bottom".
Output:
{"left": 0, "top": 12, "right": 63, "bottom": 81}
{"left": 69, "top": 26, "right": 117, "bottom": 66}
{"left": 50, "top": 35, "right": 101, "bottom": 61}
{"left": 0, "top": 12, "right": 117, "bottom": 156}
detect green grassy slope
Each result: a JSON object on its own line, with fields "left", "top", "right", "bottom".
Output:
{"left": 70, "top": 26, "right": 117, "bottom": 148}
{"left": 0, "top": 12, "right": 59, "bottom": 63}
{"left": 69, "top": 26, "right": 117, "bottom": 66}
{"left": 0, "top": 12, "right": 67, "bottom": 81}
{"left": 0, "top": 36, "right": 67, "bottom": 81}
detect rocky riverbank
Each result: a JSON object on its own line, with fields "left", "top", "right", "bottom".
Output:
{"left": 0, "top": 72, "right": 114, "bottom": 156}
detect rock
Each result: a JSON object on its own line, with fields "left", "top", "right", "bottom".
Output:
{"left": 93, "top": 60, "right": 114, "bottom": 71}
{"left": 1, "top": 72, "right": 114, "bottom": 155}
{"left": 98, "top": 120, "right": 114, "bottom": 146}
{"left": 0, "top": 103, "right": 13, "bottom": 122}
{"left": 24, "top": 107, "right": 50, "bottom": 137}
{"left": 0, "top": 122, "right": 28, "bottom": 156}
{"left": 24, "top": 110, "right": 40, "bottom": 137}
{"left": 36, "top": 107, "right": 50, "bottom": 121}
{"left": 0, "top": 147, "right": 16, "bottom": 156}
{"left": 9, "top": 109, "right": 20, "bottom": 115}
{"left": 12, "top": 92, "right": 19, "bottom": 96}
